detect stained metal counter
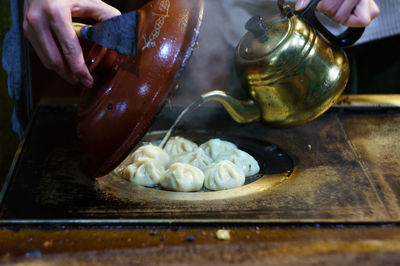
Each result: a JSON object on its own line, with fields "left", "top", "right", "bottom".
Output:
{"left": 1, "top": 95, "right": 400, "bottom": 264}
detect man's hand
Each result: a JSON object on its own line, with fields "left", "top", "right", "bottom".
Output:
{"left": 295, "top": 0, "right": 380, "bottom": 27}
{"left": 23, "top": 0, "right": 121, "bottom": 87}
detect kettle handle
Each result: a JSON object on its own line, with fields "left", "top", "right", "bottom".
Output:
{"left": 293, "top": 0, "right": 365, "bottom": 47}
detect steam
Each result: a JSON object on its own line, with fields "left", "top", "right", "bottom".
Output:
{"left": 167, "top": 1, "right": 295, "bottom": 126}
{"left": 172, "top": 0, "right": 294, "bottom": 105}
{"left": 172, "top": 0, "right": 233, "bottom": 105}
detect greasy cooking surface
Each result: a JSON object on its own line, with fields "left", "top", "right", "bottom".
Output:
{"left": 1, "top": 103, "right": 400, "bottom": 223}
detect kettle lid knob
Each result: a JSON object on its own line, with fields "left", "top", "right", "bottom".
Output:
{"left": 245, "top": 16, "right": 269, "bottom": 39}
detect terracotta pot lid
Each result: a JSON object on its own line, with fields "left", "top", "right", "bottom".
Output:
{"left": 77, "top": 0, "right": 204, "bottom": 177}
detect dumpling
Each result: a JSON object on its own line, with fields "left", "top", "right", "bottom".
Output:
{"left": 216, "top": 149, "right": 260, "bottom": 176}
{"left": 164, "top": 136, "right": 198, "bottom": 156}
{"left": 122, "top": 158, "right": 165, "bottom": 186}
{"left": 199, "top": 138, "right": 237, "bottom": 160}
{"left": 130, "top": 143, "right": 170, "bottom": 167}
{"left": 160, "top": 163, "right": 205, "bottom": 192}
{"left": 170, "top": 148, "right": 213, "bottom": 171}
{"left": 114, "top": 144, "right": 169, "bottom": 176}
{"left": 204, "top": 160, "right": 245, "bottom": 191}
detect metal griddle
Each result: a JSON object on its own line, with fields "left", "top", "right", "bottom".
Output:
{"left": 1, "top": 98, "right": 400, "bottom": 224}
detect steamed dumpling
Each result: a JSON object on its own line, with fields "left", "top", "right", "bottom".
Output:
{"left": 204, "top": 160, "right": 245, "bottom": 191}
{"left": 164, "top": 136, "right": 198, "bottom": 156}
{"left": 114, "top": 144, "right": 169, "bottom": 176}
{"left": 160, "top": 163, "right": 205, "bottom": 192}
{"left": 131, "top": 144, "right": 170, "bottom": 167}
{"left": 170, "top": 148, "right": 213, "bottom": 171}
{"left": 199, "top": 138, "right": 237, "bottom": 160}
{"left": 216, "top": 149, "right": 260, "bottom": 176}
{"left": 122, "top": 158, "right": 165, "bottom": 186}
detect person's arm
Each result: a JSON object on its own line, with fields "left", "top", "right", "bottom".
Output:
{"left": 295, "top": 0, "right": 380, "bottom": 27}
{"left": 23, "top": 0, "right": 121, "bottom": 88}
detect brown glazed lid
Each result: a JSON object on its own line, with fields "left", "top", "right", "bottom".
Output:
{"left": 77, "top": 0, "right": 204, "bottom": 177}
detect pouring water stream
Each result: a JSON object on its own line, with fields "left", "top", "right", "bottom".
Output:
{"left": 158, "top": 90, "right": 261, "bottom": 148}
{"left": 158, "top": 97, "right": 205, "bottom": 148}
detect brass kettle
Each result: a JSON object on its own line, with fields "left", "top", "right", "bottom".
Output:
{"left": 202, "top": 0, "right": 364, "bottom": 128}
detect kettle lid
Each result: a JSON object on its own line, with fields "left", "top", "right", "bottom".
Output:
{"left": 237, "top": 13, "right": 290, "bottom": 61}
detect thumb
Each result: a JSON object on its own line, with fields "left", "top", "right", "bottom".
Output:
{"left": 295, "top": 0, "right": 312, "bottom": 11}
{"left": 71, "top": 0, "right": 121, "bottom": 21}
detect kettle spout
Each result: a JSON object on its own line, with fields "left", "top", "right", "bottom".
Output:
{"left": 201, "top": 90, "right": 261, "bottom": 123}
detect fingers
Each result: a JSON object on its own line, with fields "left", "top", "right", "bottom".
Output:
{"left": 370, "top": 0, "right": 380, "bottom": 20}
{"left": 295, "top": 0, "right": 380, "bottom": 27}
{"left": 71, "top": 0, "right": 121, "bottom": 21}
{"left": 344, "top": 0, "right": 371, "bottom": 27}
{"left": 295, "top": 0, "right": 348, "bottom": 19}
{"left": 23, "top": 0, "right": 121, "bottom": 87}
{"left": 334, "top": 0, "right": 380, "bottom": 27}
{"left": 353, "top": 0, "right": 380, "bottom": 25}
{"left": 46, "top": 3, "right": 93, "bottom": 87}
{"left": 295, "top": 0, "right": 311, "bottom": 11}
{"left": 316, "top": 0, "right": 345, "bottom": 18}
{"left": 23, "top": 2, "right": 78, "bottom": 84}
